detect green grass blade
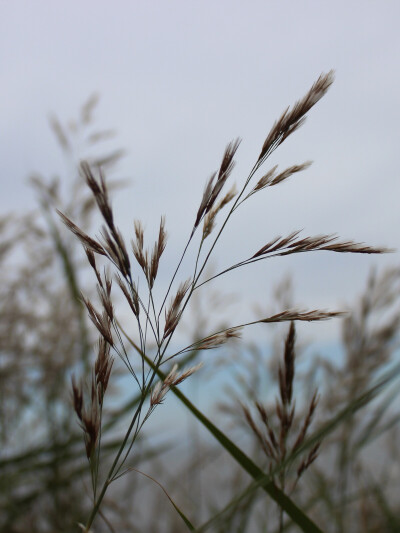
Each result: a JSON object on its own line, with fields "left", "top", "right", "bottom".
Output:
{"left": 123, "top": 333, "right": 324, "bottom": 533}
{"left": 167, "top": 384, "right": 323, "bottom": 532}
{"left": 197, "top": 361, "right": 400, "bottom": 532}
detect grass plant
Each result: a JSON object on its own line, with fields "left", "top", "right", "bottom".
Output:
{"left": 1, "top": 73, "right": 399, "bottom": 533}
{"left": 57, "top": 71, "right": 392, "bottom": 532}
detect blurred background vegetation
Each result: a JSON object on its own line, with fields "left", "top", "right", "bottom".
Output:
{"left": 1, "top": 99, "right": 400, "bottom": 533}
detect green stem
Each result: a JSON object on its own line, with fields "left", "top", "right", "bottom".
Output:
{"left": 84, "top": 364, "right": 160, "bottom": 530}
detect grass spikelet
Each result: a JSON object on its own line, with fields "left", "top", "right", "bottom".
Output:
{"left": 94, "top": 338, "right": 114, "bottom": 404}
{"left": 259, "top": 309, "right": 345, "bottom": 323}
{"left": 57, "top": 210, "right": 106, "bottom": 256}
{"left": 248, "top": 161, "right": 312, "bottom": 200}
{"left": 163, "top": 279, "right": 191, "bottom": 339}
{"left": 81, "top": 295, "right": 114, "bottom": 346}
{"left": 131, "top": 219, "right": 149, "bottom": 276}
{"left": 203, "top": 184, "right": 237, "bottom": 240}
{"left": 151, "top": 363, "right": 203, "bottom": 407}
{"left": 257, "top": 71, "right": 335, "bottom": 167}
{"left": 81, "top": 161, "right": 115, "bottom": 231}
{"left": 115, "top": 273, "right": 140, "bottom": 317}
{"left": 149, "top": 216, "right": 167, "bottom": 289}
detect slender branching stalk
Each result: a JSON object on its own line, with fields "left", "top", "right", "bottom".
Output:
{"left": 59, "top": 71, "right": 389, "bottom": 530}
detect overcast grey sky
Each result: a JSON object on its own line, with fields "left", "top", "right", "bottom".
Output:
{"left": 1, "top": 1, "right": 399, "bottom": 342}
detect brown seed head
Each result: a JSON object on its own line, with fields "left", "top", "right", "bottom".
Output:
{"left": 57, "top": 210, "right": 106, "bottom": 256}
{"left": 149, "top": 216, "right": 167, "bottom": 288}
{"left": 94, "top": 338, "right": 114, "bottom": 402}
{"left": 194, "top": 327, "right": 242, "bottom": 351}
{"left": 279, "top": 322, "right": 296, "bottom": 405}
{"left": 202, "top": 184, "right": 237, "bottom": 240}
{"left": 81, "top": 161, "right": 115, "bottom": 230}
{"left": 257, "top": 71, "right": 334, "bottom": 167}
{"left": 115, "top": 273, "right": 140, "bottom": 317}
{"left": 260, "top": 309, "right": 345, "bottom": 324}
{"left": 163, "top": 279, "right": 191, "bottom": 339}
{"left": 82, "top": 295, "right": 114, "bottom": 345}
{"left": 71, "top": 375, "right": 83, "bottom": 421}
{"left": 132, "top": 219, "right": 149, "bottom": 277}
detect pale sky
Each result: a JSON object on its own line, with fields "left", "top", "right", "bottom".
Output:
{"left": 1, "top": 1, "right": 399, "bottom": 343}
